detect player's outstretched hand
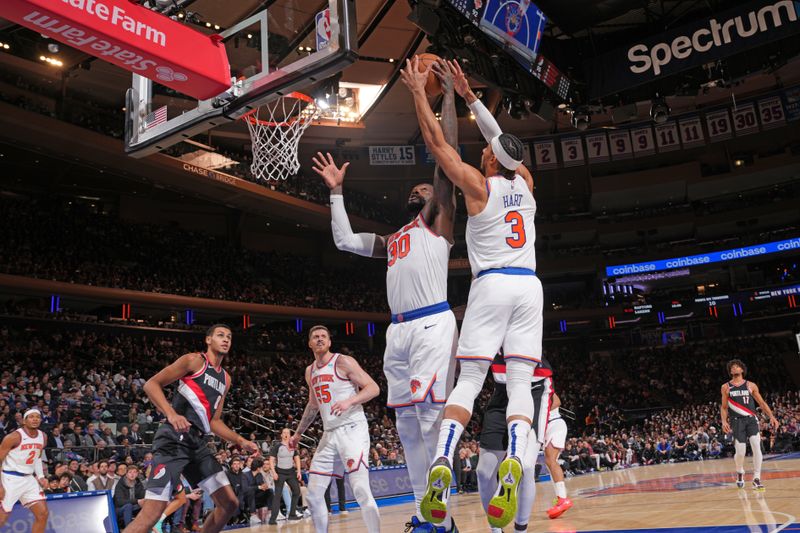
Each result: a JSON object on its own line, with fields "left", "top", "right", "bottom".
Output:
{"left": 399, "top": 56, "right": 430, "bottom": 95}
{"left": 311, "top": 152, "right": 349, "bottom": 190}
{"left": 722, "top": 421, "right": 731, "bottom": 434}
{"left": 447, "top": 60, "right": 470, "bottom": 99}
{"left": 431, "top": 60, "right": 453, "bottom": 95}
{"left": 168, "top": 413, "right": 191, "bottom": 433}
{"left": 769, "top": 416, "right": 779, "bottom": 431}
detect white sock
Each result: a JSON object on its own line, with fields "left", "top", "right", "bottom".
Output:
{"left": 734, "top": 441, "right": 747, "bottom": 474}
{"left": 349, "top": 469, "right": 380, "bottom": 532}
{"left": 395, "top": 408, "right": 428, "bottom": 518}
{"left": 306, "top": 475, "right": 329, "bottom": 533}
{"left": 554, "top": 481, "right": 567, "bottom": 499}
{"left": 507, "top": 420, "right": 531, "bottom": 459}
{"left": 477, "top": 448, "right": 504, "bottom": 513}
{"left": 514, "top": 431, "right": 539, "bottom": 528}
{"left": 749, "top": 434, "right": 763, "bottom": 479}
{"left": 435, "top": 419, "right": 464, "bottom": 464}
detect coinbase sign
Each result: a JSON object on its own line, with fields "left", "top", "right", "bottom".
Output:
{"left": 606, "top": 237, "right": 800, "bottom": 277}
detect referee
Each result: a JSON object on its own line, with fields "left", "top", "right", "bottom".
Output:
{"left": 268, "top": 428, "right": 302, "bottom": 524}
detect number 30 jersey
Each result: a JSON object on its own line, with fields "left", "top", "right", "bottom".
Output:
{"left": 385, "top": 213, "right": 451, "bottom": 315}
{"left": 466, "top": 174, "right": 536, "bottom": 277}
{"left": 310, "top": 353, "right": 367, "bottom": 431}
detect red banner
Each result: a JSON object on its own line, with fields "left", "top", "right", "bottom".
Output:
{"left": 4, "top": 0, "right": 231, "bottom": 100}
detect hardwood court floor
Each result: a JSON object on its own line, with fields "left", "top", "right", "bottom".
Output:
{"left": 241, "top": 456, "right": 800, "bottom": 532}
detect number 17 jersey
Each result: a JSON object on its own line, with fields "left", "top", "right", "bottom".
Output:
{"left": 466, "top": 175, "right": 536, "bottom": 277}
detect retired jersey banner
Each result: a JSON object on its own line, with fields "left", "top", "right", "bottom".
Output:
{"left": 560, "top": 137, "right": 585, "bottom": 167}
{"left": 585, "top": 132, "right": 610, "bottom": 163}
{"left": 630, "top": 125, "right": 656, "bottom": 156}
{"left": 608, "top": 130, "right": 633, "bottom": 160}
{"left": 533, "top": 140, "right": 558, "bottom": 170}
{"left": 369, "top": 145, "right": 415, "bottom": 165}
{"left": 706, "top": 109, "right": 733, "bottom": 141}
{"left": 757, "top": 95, "right": 786, "bottom": 128}
{"left": 732, "top": 103, "right": 759, "bottom": 135}
{"left": 784, "top": 86, "right": 800, "bottom": 121}
{"left": 5, "top": 0, "right": 231, "bottom": 100}
{"left": 678, "top": 116, "right": 705, "bottom": 147}
{"left": 654, "top": 121, "right": 681, "bottom": 152}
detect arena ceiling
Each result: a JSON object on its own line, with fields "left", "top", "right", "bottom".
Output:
{"left": 2, "top": 0, "right": 799, "bottom": 151}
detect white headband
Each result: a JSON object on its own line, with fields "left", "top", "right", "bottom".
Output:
{"left": 491, "top": 135, "right": 523, "bottom": 171}
{"left": 23, "top": 408, "right": 41, "bottom": 420}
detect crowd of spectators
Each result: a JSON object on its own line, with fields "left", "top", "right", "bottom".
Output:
{"left": 1, "top": 318, "right": 798, "bottom": 526}
{"left": 0, "top": 195, "right": 389, "bottom": 312}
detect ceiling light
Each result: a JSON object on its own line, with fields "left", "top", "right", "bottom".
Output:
{"left": 571, "top": 107, "right": 591, "bottom": 130}
{"left": 205, "top": 22, "right": 211, "bottom": 27}
{"left": 650, "top": 95, "right": 670, "bottom": 124}
{"left": 388, "top": 58, "right": 394, "bottom": 63}
{"left": 214, "top": 24, "right": 220, "bottom": 30}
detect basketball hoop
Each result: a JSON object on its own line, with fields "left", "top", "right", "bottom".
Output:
{"left": 241, "top": 92, "right": 318, "bottom": 181}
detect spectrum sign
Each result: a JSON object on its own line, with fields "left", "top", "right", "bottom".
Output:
{"left": 606, "top": 237, "right": 800, "bottom": 277}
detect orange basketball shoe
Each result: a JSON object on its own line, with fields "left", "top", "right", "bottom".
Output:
{"left": 547, "top": 497, "right": 573, "bottom": 519}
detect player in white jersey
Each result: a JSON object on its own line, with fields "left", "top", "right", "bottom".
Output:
{"left": 288, "top": 325, "right": 381, "bottom": 532}
{"left": 0, "top": 409, "right": 49, "bottom": 533}
{"left": 401, "top": 58, "right": 542, "bottom": 529}
{"left": 543, "top": 392, "right": 573, "bottom": 519}
{"left": 312, "top": 63, "right": 460, "bottom": 533}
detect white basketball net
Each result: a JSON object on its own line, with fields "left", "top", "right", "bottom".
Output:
{"left": 244, "top": 93, "right": 318, "bottom": 181}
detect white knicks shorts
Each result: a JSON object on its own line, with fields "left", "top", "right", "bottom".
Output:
{"left": 384, "top": 309, "right": 458, "bottom": 408}
{"left": 456, "top": 273, "right": 543, "bottom": 363}
{"left": 545, "top": 417, "right": 568, "bottom": 450}
{"left": 1, "top": 472, "right": 46, "bottom": 512}
{"left": 309, "top": 418, "right": 371, "bottom": 479}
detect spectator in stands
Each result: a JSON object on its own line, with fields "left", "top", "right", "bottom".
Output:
{"left": 87, "top": 460, "right": 115, "bottom": 491}
{"left": 113, "top": 464, "right": 145, "bottom": 527}
{"left": 67, "top": 459, "right": 88, "bottom": 491}
{"left": 656, "top": 437, "right": 672, "bottom": 463}
{"left": 454, "top": 448, "right": 477, "bottom": 493}
{"left": 685, "top": 436, "right": 701, "bottom": 461}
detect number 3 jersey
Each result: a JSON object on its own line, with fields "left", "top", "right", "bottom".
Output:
{"left": 311, "top": 353, "right": 367, "bottom": 431}
{"left": 466, "top": 174, "right": 536, "bottom": 277}
{"left": 385, "top": 213, "right": 451, "bottom": 315}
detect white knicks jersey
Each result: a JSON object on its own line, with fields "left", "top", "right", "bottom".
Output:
{"left": 3, "top": 428, "right": 45, "bottom": 474}
{"left": 386, "top": 213, "right": 451, "bottom": 314}
{"left": 310, "top": 353, "right": 367, "bottom": 431}
{"left": 466, "top": 175, "right": 536, "bottom": 277}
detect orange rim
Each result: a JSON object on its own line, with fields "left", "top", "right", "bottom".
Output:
{"left": 240, "top": 92, "right": 316, "bottom": 127}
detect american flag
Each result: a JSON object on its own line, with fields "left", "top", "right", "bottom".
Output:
{"left": 143, "top": 105, "right": 167, "bottom": 130}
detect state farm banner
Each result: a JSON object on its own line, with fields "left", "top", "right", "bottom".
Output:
{"left": 5, "top": 0, "right": 231, "bottom": 100}
{"left": 584, "top": 0, "right": 800, "bottom": 98}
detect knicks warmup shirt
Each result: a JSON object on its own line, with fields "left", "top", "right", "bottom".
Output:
{"left": 174, "top": 354, "right": 228, "bottom": 435}
{"left": 385, "top": 213, "right": 450, "bottom": 315}
{"left": 310, "top": 353, "right": 367, "bottom": 431}
{"left": 2, "top": 428, "right": 44, "bottom": 474}
{"left": 727, "top": 381, "right": 757, "bottom": 418}
{"left": 466, "top": 174, "right": 536, "bottom": 277}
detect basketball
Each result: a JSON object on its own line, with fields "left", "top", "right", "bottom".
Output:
{"left": 417, "top": 53, "right": 443, "bottom": 96}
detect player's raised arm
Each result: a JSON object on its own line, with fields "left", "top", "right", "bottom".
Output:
{"left": 289, "top": 365, "right": 320, "bottom": 449}
{"left": 422, "top": 61, "right": 458, "bottom": 241}
{"left": 330, "top": 355, "right": 380, "bottom": 417}
{"left": 400, "top": 57, "right": 486, "bottom": 201}
{"left": 447, "top": 59, "right": 534, "bottom": 193}
{"left": 312, "top": 152, "right": 388, "bottom": 258}
{"left": 143, "top": 352, "right": 207, "bottom": 433}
